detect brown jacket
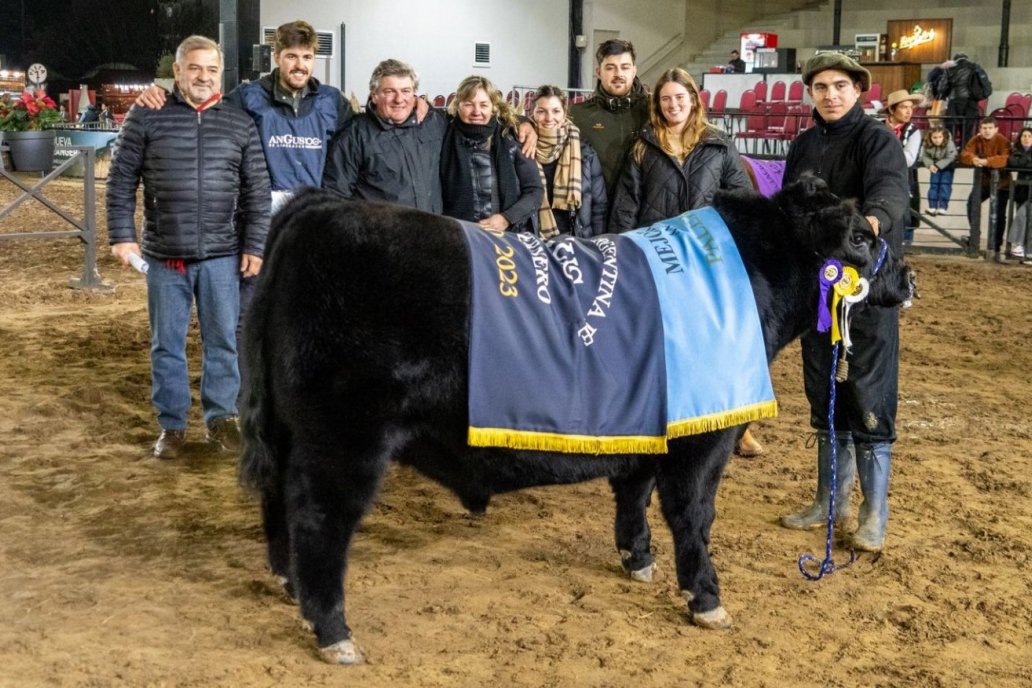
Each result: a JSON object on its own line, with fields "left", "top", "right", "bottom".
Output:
{"left": 960, "top": 133, "right": 1012, "bottom": 189}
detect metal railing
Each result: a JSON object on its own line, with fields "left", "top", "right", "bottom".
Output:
{"left": 0, "top": 145, "right": 110, "bottom": 291}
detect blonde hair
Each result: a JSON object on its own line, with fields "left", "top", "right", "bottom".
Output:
{"left": 448, "top": 75, "right": 518, "bottom": 129}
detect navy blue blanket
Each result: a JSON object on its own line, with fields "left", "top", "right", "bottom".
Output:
{"left": 462, "top": 208, "right": 777, "bottom": 454}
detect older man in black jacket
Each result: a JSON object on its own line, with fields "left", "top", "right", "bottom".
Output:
{"left": 779, "top": 53, "right": 909, "bottom": 553}
{"left": 107, "top": 35, "right": 271, "bottom": 460}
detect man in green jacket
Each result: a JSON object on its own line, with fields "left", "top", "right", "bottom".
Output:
{"left": 570, "top": 39, "right": 650, "bottom": 200}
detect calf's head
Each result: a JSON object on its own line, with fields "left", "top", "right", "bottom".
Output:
{"left": 776, "top": 175, "right": 915, "bottom": 308}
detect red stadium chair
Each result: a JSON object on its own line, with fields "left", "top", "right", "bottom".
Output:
{"left": 753, "top": 80, "right": 767, "bottom": 104}
{"left": 432, "top": 94, "right": 445, "bottom": 107}
{"left": 787, "top": 80, "right": 804, "bottom": 104}
{"left": 769, "top": 81, "right": 786, "bottom": 102}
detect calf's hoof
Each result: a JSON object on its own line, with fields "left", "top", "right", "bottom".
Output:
{"left": 629, "top": 562, "right": 656, "bottom": 583}
{"left": 320, "top": 638, "right": 363, "bottom": 665}
{"left": 691, "top": 606, "right": 733, "bottom": 630}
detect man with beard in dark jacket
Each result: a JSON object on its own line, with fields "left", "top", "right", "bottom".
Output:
{"left": 570, "top": 39, "right": 651, "bottom": 200}
{"left": 107, "top": 35, "right": 271, "bottom": 460}
{"left": 779, "top": 53, "right": 909, "bottom": 554}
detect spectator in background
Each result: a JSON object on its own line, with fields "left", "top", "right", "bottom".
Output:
{"left": 98, "top": 103, "right": 114, "bottom": 126}
{"left": 106, "top": 35, "right": 271, "bottom": 460}
{"left": 570, "top": 39, "right": 650, "bottom": 199}
{"left": 441, "top": 75, "right": 543, "bottom": 234}
{"left": 1005, "top": 127, "right": 1032, "bottom": 261}
{"left": 941, "top": 52, "right": 983, "bottom": 144}
{"left": 530, "top": 85, "right": 608, "bottom": 238}
{"left": 608, "top": 67, "right": 751, "bottom": 233}
{"left": 78, "top": 103, "right": 98, "bottom": 124}
{"left": 960, "top": 116, "right": 1011, "bottom": 261}
{"left": 926, "top": 58, "right": 954, "bottom": 117}
{"left": 882, "top": 90, "right": 925, "bottom": 244}
{"left": 728, "top": 50, "right": 746, "bottom": 74}
{"left": 921, "top": 125, "right": 957, "bottom": 216}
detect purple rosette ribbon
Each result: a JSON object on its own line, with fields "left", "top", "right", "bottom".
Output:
{"left": 816, "top": 259, "right": 842, "bottom": 333}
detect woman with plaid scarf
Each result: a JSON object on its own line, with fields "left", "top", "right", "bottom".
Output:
{"left": 530, "top": 85, "right": 609, "bottom": 238}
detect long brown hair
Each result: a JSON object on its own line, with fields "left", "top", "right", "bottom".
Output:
{"left": 642, "top": 68, "right": 716, "bottom": 160}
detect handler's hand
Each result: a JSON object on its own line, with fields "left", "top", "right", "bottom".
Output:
{"left": 241, "top": 253, "right": 263, "bottom": 278}
{"left": 111, "top": 242, "right": 142, "bottom": 267}
{"left": 865, "top": 215, "right": 880, "bottom": 236}
{"left": 135, "top": 85, "right": 168, "bottom": 109}
{"left": 479, "top": 214, "right": 510, "bottom": 232}
{"left": 518, "top": 121, "right": 538, "bottom": 158}
{"left": 415, "top": 96, "right": 430, "bottom": 123}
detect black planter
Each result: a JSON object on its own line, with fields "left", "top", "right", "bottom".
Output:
{"left": 2, "top": 129, "right": 57, "bottom": 172}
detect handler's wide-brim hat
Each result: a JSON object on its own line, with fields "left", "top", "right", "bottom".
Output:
{"left": 880, "top": 89, "right": 926, "bottom": 113}
{"left": 802, "top": 53, "right": 872, "bottom": 92}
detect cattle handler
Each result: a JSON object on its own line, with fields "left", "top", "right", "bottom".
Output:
{"left": 779, "top": 53, "right": 909, "bottom": 552}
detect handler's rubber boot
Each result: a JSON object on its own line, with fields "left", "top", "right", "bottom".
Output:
{"left": 780, "top": 432, "right": 855, "bottom": 529}
{"left": 852, "top": 442, "right": 891, "bottom": 552}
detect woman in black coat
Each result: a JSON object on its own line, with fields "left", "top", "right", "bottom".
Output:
{"left": 609, "top": 68, "right": 751, "bottom": 233}
{"left": 441, "top": 76, "right": 543, "bottom": 233}
{"left": 529, "top": 85, "right": 608, "bottom": 238}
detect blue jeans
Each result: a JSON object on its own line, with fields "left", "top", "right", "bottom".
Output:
{"left": 146, "top": 255, "right": 241, "bottom": 429}
{"left": 928, "top": 169, "right": 954, "bottom": 211}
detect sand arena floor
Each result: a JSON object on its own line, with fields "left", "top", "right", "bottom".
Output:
{"left": 1, "top": 178, "right": 1030, "bottom": 686}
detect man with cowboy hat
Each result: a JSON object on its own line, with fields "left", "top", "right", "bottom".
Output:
{"left": 779, "top": 53, "right": 909, "bottom": 554}
{"left": 882, "top": 89, "right": 927, "bottom": 243}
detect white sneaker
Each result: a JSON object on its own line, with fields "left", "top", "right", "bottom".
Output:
{"left": 1011, "top": 245, "right": 1025, "bottom": 258}
{"left": 925, "top": 208, "right": 936, "bottom": 216}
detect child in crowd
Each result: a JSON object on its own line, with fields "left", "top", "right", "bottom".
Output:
{"left": 920, "top": 125, "right": 957, "bottom": 215}
{"left": 1006, "top": 127, "right": 1032, "bottom": 261}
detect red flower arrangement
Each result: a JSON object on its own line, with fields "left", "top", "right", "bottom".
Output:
{"left": 0, "top": 90, "right": 63, "bottom": 132}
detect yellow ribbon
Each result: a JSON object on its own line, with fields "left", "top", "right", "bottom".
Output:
{"left": 830, "top": 267, "right": 859, "bottom": 344}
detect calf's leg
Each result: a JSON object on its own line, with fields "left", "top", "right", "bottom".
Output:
{"left": 654, "top": 433, "right": 735, "bottom": 629}
{"left": 259, "top": 481, "right": 294, "bottom": 598}
{"left": 285, "top": 441, "right": 388, "bottom": 664}
{"left": 609, "top": 470, "right": 656, "bottom": 581}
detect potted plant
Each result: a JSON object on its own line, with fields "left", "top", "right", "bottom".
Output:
{"left": 0, "top": 90, "right": 64, "bottom": 171}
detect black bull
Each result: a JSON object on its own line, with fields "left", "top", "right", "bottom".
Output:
{"left": 239, "top": 179, "right": 913, "bottom": 664}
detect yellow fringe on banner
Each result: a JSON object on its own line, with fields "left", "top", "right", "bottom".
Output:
{"left": 666, "top": 400, "right": 779, "bottom": 439}
{"left": 469, "top": 400, "right": 777, "bottom": 455}
{"left": 467, "top": 427, "right": 669, "bottom": 455}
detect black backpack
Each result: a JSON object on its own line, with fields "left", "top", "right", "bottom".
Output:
{"left": 968, "top": 63, "right": 993, "bottom": 100}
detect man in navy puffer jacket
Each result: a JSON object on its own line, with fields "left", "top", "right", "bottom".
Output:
{"left": 107, "top": 35, "right": 271, "bottom": 460}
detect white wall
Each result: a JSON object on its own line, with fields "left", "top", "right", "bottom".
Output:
{"left": 261, "top": 0, "right": 568, "bottom": 102}
{"left": 583, "top": 0, "right": 685, "bottom": 87}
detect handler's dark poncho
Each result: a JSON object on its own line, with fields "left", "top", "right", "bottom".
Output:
{"left": 784, "top": 100, "right": 908, "bottom": 442}
{"left": 462, "top": 208, "right": 777, "bottom": 455}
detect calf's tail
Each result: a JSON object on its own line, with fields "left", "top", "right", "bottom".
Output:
{"left": 238, "top": 190, "right": 314, "bottom": 492}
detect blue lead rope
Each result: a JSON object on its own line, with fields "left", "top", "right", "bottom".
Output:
{"left": 797, "top": 341, "right": 856, "bottom": 580}
{"left": 797, "top": 239, "right": 887, "bottom": 580}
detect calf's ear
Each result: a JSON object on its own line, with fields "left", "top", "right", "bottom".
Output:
{"left": 799, "top": 173, "right": 828, "bottom": 197}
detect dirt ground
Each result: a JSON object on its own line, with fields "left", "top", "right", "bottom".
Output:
{"left": 1, "top": 178, "right": 1030, "bottom": 687}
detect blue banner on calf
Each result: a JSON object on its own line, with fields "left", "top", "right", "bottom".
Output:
{"left": 463, "top": 208, "right": 777, "bottom": 455}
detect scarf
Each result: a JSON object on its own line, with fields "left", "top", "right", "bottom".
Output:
{"left": 441, "top": 118, "right": 521, "bottom": 224}
{"left": 534, "top": 121, "right": 583, "bottom": 239}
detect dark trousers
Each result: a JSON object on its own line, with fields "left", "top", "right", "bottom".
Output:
{"left": 946, "top": 98, "right": 980, "bottom": 146}
{"left": 967, "top": 184, "right": 1009, "bottom": 254}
